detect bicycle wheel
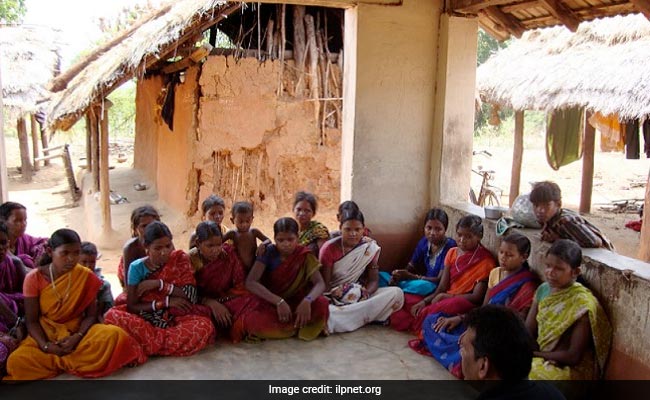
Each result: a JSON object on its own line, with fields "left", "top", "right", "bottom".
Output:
{"left": 481, "top": 190, "right": 501, "bottom": 207}
{"left": 469, "top": 189, "right": 478, "bottom": 205}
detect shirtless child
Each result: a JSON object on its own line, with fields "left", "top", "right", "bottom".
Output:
{"left": 223, "top": 201, "right": 270, "bottom": 271}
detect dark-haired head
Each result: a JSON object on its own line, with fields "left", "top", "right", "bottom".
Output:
{"left": 547, "top": 239, "right": 582, "bottom": 269}
{"left": 38, "top": 228, "right": 82, "bottom": 267}
{"left": 80, "top": 241, "right": 98, "bottom": 256}
{"left": 462, "top": 305, "right": 534, "bottom": 380}
{"left": 0, "top": 222, "right": 8, "bottom": 258}
{"left": 529, "top": 181, "right": 562, "bottom": 205}
{"left": 293, "top": 191, "right": 318, "bottom": 214}
{"left": 130, "top": 205, "right": 161, "bottom": 237}
{"left": 195, "top": 221, "right": 223, "bottom": 244}
{"left": 337, "top": 200, "right": 359, "bottom": 218}
{"left": 340, "top": 209, "right": 365, "bottom": 227}
{"left": 501, "top": 232, "right": 531, "bottom": 258}
{"left": 457, "top": 215, "right": 483, "bottom": 238}
{"left": 273, "top": 217, "right": 299, "bottom": 237}
{"left": 231, "top": 201, "right": 253, "bottom": 217}
{"left": 202, "top": 195, "right": 226, "bottom": 215}
{"left": 425, "top": 208, "right": 449, "bottom": 230}
{"left": 0, "top": 221, "right": 8, "bottom": 236}
{"left": 143, "top": 221, "right": 173, "bottom": 246}
{"left": 0, "top": 202, "right": 26, "bottom": 221}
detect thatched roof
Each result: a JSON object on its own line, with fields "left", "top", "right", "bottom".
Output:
{"left": 477, "top": 14, "right": 650, "bottom": 120}
{"left": 46, "top": 0, "right": 240, "bottom": 132}
{"left": 0, "top": 25, "right": 61, "bottom": 118}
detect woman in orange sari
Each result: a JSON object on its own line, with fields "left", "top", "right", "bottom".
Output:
{"left": 407, "top": 215, "right": 496, "bottom": 334}
{"left": 238, "top": 217, "right": 328, "bottom": 341}
{"left": 105, "top": 222, "right": 214, "bottom": 357}
{"left": 4, "top": 229, "right": 145, "bottom": 380}
{"left": 191, "top": 221, "right": 257, "bottom": 342}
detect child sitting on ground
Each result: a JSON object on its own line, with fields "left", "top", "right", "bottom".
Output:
{"left": 189, "top": 195, "right": 229, "bottom": 249}
{"left": 526, "top": 239, "right": 611, "bottom": 380}
{"left": 530, "top": 181, "right": 613, "bottom": 250}
{"left": 223, "top": 201, "right": 270, "bottom": 271}
{"left": 79, "top": 241, "right": 114, "bottom": 321}
{"left": 329, "top": 201, "right": 372, "bottom": 239}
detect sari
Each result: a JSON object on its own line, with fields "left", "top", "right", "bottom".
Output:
{"left": 387, "top": 237, "right": 456, "bottom": 331}
{"left": 0, "top": 255, "right": 26, "bottom": 374}
{"left": 14, "top": 234, "right": 47, "bottom": 270}
{"left": 529, "top": 282, "right": 612, "bottom": 380}
{"left": 230, "top": 245, "right": 329, "bottom": 342}
{"left": 191, "top": 244, "right": 259, "bottom": 342}
{"left": 321, "top": 237, "right": 404, "bottom": 333}
{"left": 5, "top": 265, "right": 145, "bottom": 380}
{"left": 104, "top": 250, "right": 215, "bottom": 357}
{"left": 420, "top": 265, "right": 538, "bottom": 378}
{"left": 406, "top": 245, "right": 496, "bottom": 334}
{"left": 299, "top": 221, "right": 330, "bottom": 256}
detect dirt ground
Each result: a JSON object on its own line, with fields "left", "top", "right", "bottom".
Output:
{"left": 4, "top": 131, "right": 647, "bottom": 290}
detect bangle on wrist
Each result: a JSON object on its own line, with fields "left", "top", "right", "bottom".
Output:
{"left": 168, "top": 283, "right": 175, "bottom": 295}
{"left": 159, "top": 279, "right": 164, "bottom": 291}
{"left": 42, "top": 342, "right": 50, "bottom": 351}
{"left": 152, "top": 299, "right": 157, "bottom": 311}
{"left": 165, "top": 296, "right": 170, "bottom": 308}
{"left": 276, "top": 298, "right": 285, "bottom": 307}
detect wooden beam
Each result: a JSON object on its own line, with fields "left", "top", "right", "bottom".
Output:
{"left": 451, "top": 0, "right": 517, "bottom": 14}
{"left": 509, "top": 110, "right": 524, "bottom": 207}
{"left": 30, "top": 114, "right": 40, "bottom": 171}
{"left": 502, "top": 1, "right": 541, "bottom": 14}
{"left": 38, "top": 120, "right": 50, "bottom": 167}
{"left": 484, "top": 6, "right": 525, "bottom": 38}
{"left": 479, "top": 18, "right": 511, "bottom": 41}
{"left": 638, "top": 168, "right": 650, "bottom": 262}
{"left": 579, "top": 111, "right": 596, "bottom": 214}
{"left": 85, "top": 113, "right": 92, "bottom": 170}
{"left": 631, "top": 0, "right": 650, "bottom": 20}
{"left": 100, "top": 101, "right": 113, "bottom": 233}
{"left": 0, "top": 64, "right": 7, "bottom": 202}
{"left": 539, "top": 0, "right": 580, "bottom": 31}
{"left": 520, "top": 3, "right": 637, "bottom": 28}
{"left": 89, "top": 108, "right": 100, "bottom": 192}
{"left": 17, "top": 117, "right": 33, "bottom": 183}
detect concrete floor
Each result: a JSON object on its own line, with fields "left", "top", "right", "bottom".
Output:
{"left": 56, "top": 326, "right": 455, "bottom": 380}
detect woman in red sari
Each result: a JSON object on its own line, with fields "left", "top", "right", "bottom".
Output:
{"left": 238, "top": 217, "right": 328, "bottom": 341}
{"left": 406, "top": 215, "right": 496, "bottom": 334}
{"left": 5, "top": 229, "right": 145, "bottom": 380}
{"left": 190, "top": 221, "right": 257, "bottom": 342}
{"left": 104, "top": 221, "right": 214, "bottom": 357}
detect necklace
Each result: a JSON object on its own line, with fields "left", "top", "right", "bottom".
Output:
{"left": 49, "top": 264, "right": 72, "bottom": 304}
{"left": 455, "top": 246, "right": 480, "bottom": 273}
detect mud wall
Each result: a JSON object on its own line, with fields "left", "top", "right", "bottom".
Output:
{"left": 190, "top": 56, "right": 341, "bottom": 220}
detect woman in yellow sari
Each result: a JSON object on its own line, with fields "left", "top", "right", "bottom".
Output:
{"left": 4, "top": 229, "right": 145, "bottom": 380}
{"left": 526, "top": 239, "right": 611, "bottom": 380}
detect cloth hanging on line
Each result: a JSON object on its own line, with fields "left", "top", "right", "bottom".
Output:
{"left": 624, "top": 120, "right": 640, "bottom": 159}
{"left": 588, "top": 112, "right": 624, "bottom": 153}
{"left": 546, "top": 107, "right": 584, "bottom": 170}
{"left": 161, "top": 75, "right": 179, "bottom": 131}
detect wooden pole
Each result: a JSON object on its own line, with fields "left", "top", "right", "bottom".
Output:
{"left": 85, "top": 113, "right": 92, "bottom": 171}
{"left": 100, "top": 101, "right": 113, "bottom": 232}
{"left": 305, "top": 14, "right": 320, "bottom": 122}
{"left": 39, "top": 119, "right": 50, "bottom": 167}
{"left": 0, "top": 64, "right": 8, "bottom": 202}
{"left": 89, "top": 108, "right": 100, "bottom": 192}
{"left": 30, "top": 114, "right": 40, "bottom": 171}
{"left": 580, "top": 111, "right": 596, "bottom": 214}
{"left": 638, "top": 168, "right": 650, "bottom": 262}
{"left": 509, "top": 110, "right": 525, "bottom": 206}
{"left": 17, "top": 117, "right": 33, "bottom": 182}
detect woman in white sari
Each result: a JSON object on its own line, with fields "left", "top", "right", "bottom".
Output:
{"left": 319, "top": 209, "right": 403, "bottom": 333}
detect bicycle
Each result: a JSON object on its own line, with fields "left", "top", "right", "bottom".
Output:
{"left": 469, "top": 150, "right": 502, "bottom": 207}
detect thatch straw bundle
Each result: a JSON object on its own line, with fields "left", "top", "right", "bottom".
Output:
{"left": 46, "top": 0, "right": 231, "bottom": 131}
{"left": 477, "top": 14, "right": 650, "bottom": 120}
{"left": 0, "top": 25, "right": 61, "bottom": 118}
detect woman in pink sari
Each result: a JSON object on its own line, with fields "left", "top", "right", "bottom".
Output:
{"left": 0, "top": 202, "right": 46, "bottom": 270}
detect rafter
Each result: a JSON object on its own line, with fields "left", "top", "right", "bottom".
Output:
{"left": 451, "top": 0, "right": 516, "bottom": 14}
{"left": 483, "top": 6, "right": 525, "bottom": 38}
{"left": 630, "top": 0, "right": 650, "bottom": 20}
{"left": 539, "top": 0, "right": 580, "bottom": 31}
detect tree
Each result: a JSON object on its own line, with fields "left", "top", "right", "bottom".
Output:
{"left": 475, "top": 29, "right": 511, "bottom": 131}
{"left": 0, "top": 0, "right": 27, "bottom": 24}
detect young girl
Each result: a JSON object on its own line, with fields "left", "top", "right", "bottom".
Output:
{"left": 329, "top": 201, "right": 372, "bottom": 239}
{"left": 418, "top": 233, "right": 539, "bottom": 377}
{"left": 0, "top": 201, "right": 47, "bottom": 269}
{"left": 5, "top": 229, "right": 144, "bottom": 380}
{"left": 239, "top": 217, "right": 328, "bottom": 341}
{"left": 407, "top": 215, "right": 496, "bottom": 334}
{"left": 527, "top": 239, "right": 612, "bottom": 380}
{"left": 104, "top": 221, "right": 214, "bottom": 357}
{"left": 384, "top": 208, "right": 457, "bottom": 331}
{"left": 188, "top": 195, "right": 229, "bottom": 249}
{"left": 115, "top": 205, "right": 161, "bottom": 305}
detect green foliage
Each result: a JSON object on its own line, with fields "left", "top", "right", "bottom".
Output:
{"left": 474, "top": 110, "right": 546, "bottom": 149}
{"left": 475, "top": 29, "right": 511, "bottom": 132}
{"left": 0, "top": 0, "right": 26, "bottom": 24}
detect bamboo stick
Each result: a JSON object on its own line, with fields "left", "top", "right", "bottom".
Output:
{"left": 278, "top": 4, "right": 286, "bottom": 97}
{"left": 17, "top": 117, "right": 32, "bottom": 182}
{"left": 30, "top": 114, "right": 39, "bottom": 171}
{"left": 266, "top": 19, "right": 275, "bottom": 58}
{"left": 305, "top": 15, "right": 320, "bottom": 124}
{"left": 100, "top": 102, "right": 112, "bottom": 232}
{"left": 293, "top": 6, "right": 307, "bottom": 96}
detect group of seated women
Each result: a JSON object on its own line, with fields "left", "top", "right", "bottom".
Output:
{"left": 0, "top": 191, "right": 613, "bottom": 383}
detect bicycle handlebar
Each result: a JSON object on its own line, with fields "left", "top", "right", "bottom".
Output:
{"left": 472, "top": 150, "right": 492, "bottom": 157}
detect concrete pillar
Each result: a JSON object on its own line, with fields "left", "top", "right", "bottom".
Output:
{"left": 342, "top": 0, "right": 441, "bottom": 266}
{"left": 430, "top": 15, "right": 479, "bottom": 206}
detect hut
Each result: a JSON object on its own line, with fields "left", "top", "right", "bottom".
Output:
{"left": 476, "top": 13, "right": 650, "bottom": 259}
{"left": 0, "top": 25, "right": 61, "bottom": 186}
